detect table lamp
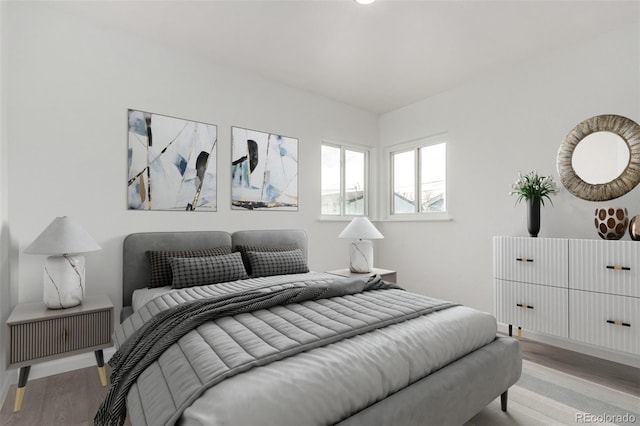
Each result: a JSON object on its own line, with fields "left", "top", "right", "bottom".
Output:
{"left": 25, "top": 216, "right": 101, "bottom": 309}
{"left": 338, "top": 217, "right": 384, "bottom": 273}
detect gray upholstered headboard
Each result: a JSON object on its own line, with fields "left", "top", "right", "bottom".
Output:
{"left": 122, "top": 231, "right": 232, "bottom": 309}
{"left": 122, "top": 229, "right": 308, "bottom": 318}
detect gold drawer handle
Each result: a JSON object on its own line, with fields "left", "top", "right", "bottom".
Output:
{"left": 606, "top": 320, "right": 631, "bottom": 327}
{"left": 606, "top": 265, "right": 631, "bottom": 271}
{"left": 516, "top": 258, "right": 534, "bottom": 263}
{"left": 516, "top": 303, "right": 534, "bottom": 310}
{"left": 64, "top": 328, "right": 68, "bottom": 343}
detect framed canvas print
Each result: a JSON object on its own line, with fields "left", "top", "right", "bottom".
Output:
{"left": 128, "top": 109, "right": 217, "bottom": 211}
{"left": 231, "top": 126, "right": 298, "bottom": 211}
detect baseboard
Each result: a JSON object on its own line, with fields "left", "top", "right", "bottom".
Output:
{"left": 6, "top": 347, "right": 116, "bottom": 384}
{"left": 497, "top": 323, "right": 639, "bottom": 368}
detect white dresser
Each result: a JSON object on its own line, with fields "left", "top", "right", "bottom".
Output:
{"left": 494, "top": 236, "right": 639, "bottom": 356}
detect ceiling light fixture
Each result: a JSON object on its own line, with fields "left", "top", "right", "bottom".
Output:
{"left": 355, "top": 0, "right": 375, "bottom": 4}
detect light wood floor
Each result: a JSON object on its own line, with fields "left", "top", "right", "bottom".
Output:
{"left": 0, "top": 365, "right": 117, "bottom": 426}
{"left": 1, "top": 338, "right": 637, "bottom": 425}
{"left": 518, "top": 337, "right": 638, "bottom": 396}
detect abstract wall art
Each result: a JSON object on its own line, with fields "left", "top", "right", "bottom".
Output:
{"left": 128, "top": 109, "right": 217, "bottom": 211}
{"left": 231, "top": 126, "right": 298, "bottom": 210}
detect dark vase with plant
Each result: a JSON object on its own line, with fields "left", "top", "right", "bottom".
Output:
{"left": 510, "top": 171, "right": 558, "bottom": 237}
{"left": 527, "top": 198, "right": 541, "bottom": 237}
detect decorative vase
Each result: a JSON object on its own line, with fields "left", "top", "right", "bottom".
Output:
{"left": 527, "top": 198, "right": 541, "bottom": 238}
{"left": 630, "top": 215, "right": 640, "bottom": 241}
{"left": 594, "top": 207, "right": 628, "bottom": 240}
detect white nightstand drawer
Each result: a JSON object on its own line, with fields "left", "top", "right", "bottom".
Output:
{"left": 494, "top": 237, "right": 568, "bottom": 287}
{"left": 569, "top": 239, "right": 639, "bottom": 297}
{"left": 570, "top": 290, "right": 639, "bottom": 355}
{"left": 495, "top": 279, "right": 568, "bottom": 337}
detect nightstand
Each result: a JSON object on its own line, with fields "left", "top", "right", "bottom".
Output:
{"left": 327, "top": 267, "right": 397, "bottom": 283}
{"left": 6, "top": 294, "right": 114, "bottom": 412}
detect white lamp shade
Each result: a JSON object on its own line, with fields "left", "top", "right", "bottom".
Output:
{"left": 25, "top": 216, "right": 101, "bottom": 255}
{"left": 338, "top": 217, "right": 384, "bottom": 240}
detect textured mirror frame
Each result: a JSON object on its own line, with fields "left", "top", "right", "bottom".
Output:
{"left": 557, "top": 114, "right": 640, "bottom": 201}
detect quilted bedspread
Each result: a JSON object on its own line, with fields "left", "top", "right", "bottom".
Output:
{"left": 99, "top": 273, "right": 495, "bottom": 426}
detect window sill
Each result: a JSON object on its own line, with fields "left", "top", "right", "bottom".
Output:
{"left": 318, "top": 214, "right": 453, "bottom": 222}
{"left": 317, "top": 216, "right": 358, "bottom": 222}
{"left": 381, "top": 213, "right": 453, "bottom": 222}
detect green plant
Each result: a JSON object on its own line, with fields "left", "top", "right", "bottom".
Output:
{"left": 510, "top": 171, "right": 558, "bottom": 206}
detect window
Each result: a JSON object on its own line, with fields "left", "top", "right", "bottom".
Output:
{"left": 389, "top": 135, "right": 447, "bottom": 216}
{"left": 321, "top": 143, "right": 369, "bottom": 216}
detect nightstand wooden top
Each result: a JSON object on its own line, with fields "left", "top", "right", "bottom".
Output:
{"left": 7, "top": 295, "right": 113, "bottom": 325}
{"left": 327, "top": 268, "right": 395, "bottom": 277}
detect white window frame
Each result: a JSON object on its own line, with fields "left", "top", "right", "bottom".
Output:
{"left": 384, "top": 133, "right": 450, "bottom": 221}
{"left": 321, "top": 141, "right": 371, "bottom": 218}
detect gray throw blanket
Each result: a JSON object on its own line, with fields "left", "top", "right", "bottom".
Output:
{"left": 95, "top": 276, "right": 403, "bottom": 426}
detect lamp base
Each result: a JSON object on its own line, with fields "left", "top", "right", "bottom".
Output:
{"left": 43, "top": 254, "right": 85, "bottom": 309}
{"left": 349, "top": 240, "right": 374, "bottom": 273}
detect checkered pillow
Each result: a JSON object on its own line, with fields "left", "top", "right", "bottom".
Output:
{"left": 235, "top": 244, "right": 299, "bottom": 275}
{"left": 245, "top": 249, "right": 309, "bottom": 278}
{"left": 168, "top": 252, "right": 249, "bottom": 289}
{"left": 147, "top": 246, "right": 232, "bottom": 288}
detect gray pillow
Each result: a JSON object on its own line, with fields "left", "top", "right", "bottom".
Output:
{"left": 147, "top": 246, "right": 232, "bottom": 288}
{"left": 168, "top": 252, "right": 248, "bottom": 289}
{"left": 235, "top": 244, "right": 299, "bottom": 275}
{"left": 245, "top": 249, "right": 309, "bottom": 277}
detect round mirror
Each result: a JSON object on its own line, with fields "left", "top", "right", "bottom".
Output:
{"left": 557, "top": 115, "right": 640, "bottom": 201}
{"left": 572, "top": 131, "right": 630, "bottom": 184}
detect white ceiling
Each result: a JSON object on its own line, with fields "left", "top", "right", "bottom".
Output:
{"left": 51, "top": 0, "right": 640, "bottom": 114}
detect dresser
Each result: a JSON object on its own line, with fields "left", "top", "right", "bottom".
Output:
{"left": 494, "top": 236, "right": 639, "bottom": 356}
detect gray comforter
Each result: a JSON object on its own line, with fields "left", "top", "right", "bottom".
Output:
{"left": 98, "top": 275, "right": 460, "bottom": 426}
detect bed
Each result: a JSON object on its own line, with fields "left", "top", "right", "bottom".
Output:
{"left": 99, "top": 229, "right": 521, "bottom": 426}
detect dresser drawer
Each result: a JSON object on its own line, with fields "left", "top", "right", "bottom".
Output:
{"left": 494, "top": 237, "right": 568, "bottom": 287}
{"left": 495, "top": 279, "right": 568, "bottom": 337}
{"left": 569, "top": 239, "right": 639, "bottom": 297}
{"left": 570, "top": 290, "right": 639, "bottom": 355}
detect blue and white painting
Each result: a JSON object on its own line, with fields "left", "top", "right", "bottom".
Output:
{"left": 231, "top": 126, "right": 298, "bottom": 210}
{"left": 128, "top": 109, "right": 217, "bottom": 211}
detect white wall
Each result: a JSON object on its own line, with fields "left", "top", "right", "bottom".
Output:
{"left": 377, "top": 23, "right": 640, "bottom": 315}
{"left": 0, "top": 0, "right": 12, "bottom": 407}
{"left": 3, "top": 2, "right": 376, "bottom": 380}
